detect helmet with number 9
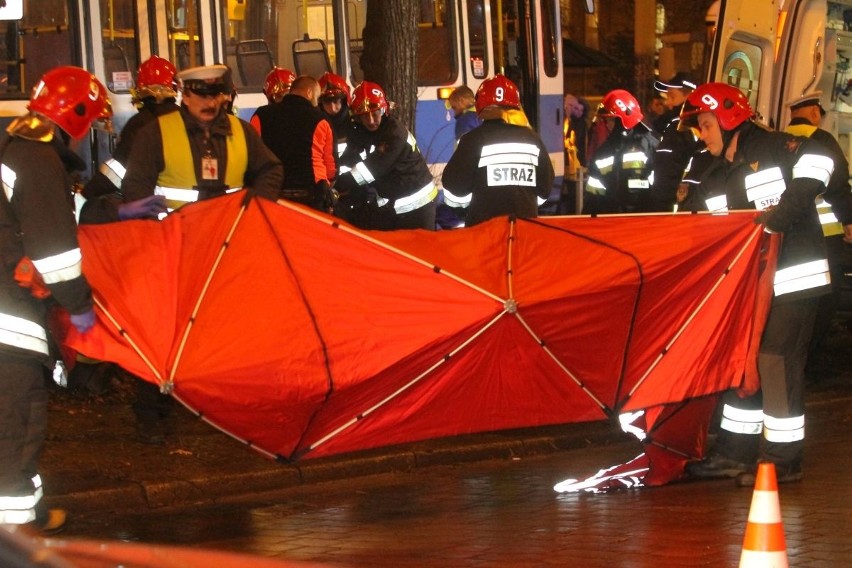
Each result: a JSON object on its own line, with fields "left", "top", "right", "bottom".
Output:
{"left": 475, "top": 74, "right": 521, "bottom": 114}
{"left": 28, "top": 66, "right": 112, "bottom": 139}
{"left": 350, "top": 81, "right": 389, "bottom": 116}
{"left": 679, "top": 82, "right": 754, "bottom": 131}
{"left": 597, "top": 89, "right": 643, "bottom": 129}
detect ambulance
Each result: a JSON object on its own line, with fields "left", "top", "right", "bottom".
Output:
{"left": 709, "top": 0, "right": 852, "bottom": 315}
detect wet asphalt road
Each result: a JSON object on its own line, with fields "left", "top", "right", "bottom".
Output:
{"left": 56, "top": 388, "right": 852, "bottom": 568}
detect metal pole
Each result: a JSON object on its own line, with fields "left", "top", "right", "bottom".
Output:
{"left": 575, "top": 166, "right": 585, "bottom": 214}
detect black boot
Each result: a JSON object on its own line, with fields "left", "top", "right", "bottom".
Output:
{"left": 32, "top": 504, "right": 67, "bottom": 535}
{"left": 686, "top": 454, "right": 754, "bottom": 480}
{"left": 736, "top": 462, "right": 803, "bottom": 487}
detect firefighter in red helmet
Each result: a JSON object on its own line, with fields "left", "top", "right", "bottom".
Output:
{"left": 335, "top": 81, "right": 437, "bottom": 230}
{"left": 682, "top": 82, "right": 852, "bottom": 486}
{"left": 250, "top": 67, "right": 297, "bottom": 135}
{"left": 263, "top": 67, "right": 296, "bottom": 104}
{"left": 317, "top": 72, "right": 352, "bottom": 159}
{"left": 134, "top": 55, "right": 179, "bottom": 105}
{"left": 1, "top": 66, "right": 110, "bottom": 533}
{"left": 583, "top": 88, "right": 659, "bottom": 214}
{"left": 441, "top": 74, "right": 554, "bottom": 227}
{"left": 78, "top": 55, "right": 177, "bottom": 224}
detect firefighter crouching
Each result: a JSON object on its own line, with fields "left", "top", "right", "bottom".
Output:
{"left": 682, "top": 83, "right": 852, "bottom": 486}
{"left": 334, "top": 81, "right": 437, "bottom": 230}
{"left": 1, "top": 66, "right": 110, "bottom": 533}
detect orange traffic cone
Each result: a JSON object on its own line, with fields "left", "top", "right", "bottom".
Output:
{"left": 739, "top": 462, "right": 788, "bottom": 568}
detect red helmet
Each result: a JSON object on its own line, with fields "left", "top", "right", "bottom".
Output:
{"left": 597, "top": 89, "right": 644, "bottom": 129}
{"left": 350, "top": 81, "right": 388, "bottom": 116}
{"left": 28, "top": 66, "right": 112, "bottom": 139}
{"left": 318, "top": 72, "right": 350, "bottom": 102}
{"left": 134, "top": 55, "right": 177, "bottom": 101}
{"left": 263, "top": 67, "right": 296, "bottom": 103}
{"left": 474, "top": 74, "right": 521, "bottom": 114}
{"left": 680, "top": 82, "right": 754, "bottom": 131}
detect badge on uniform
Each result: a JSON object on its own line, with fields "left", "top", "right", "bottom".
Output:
{"left": 202, "top": 154, "right": 219, "bottom": 180}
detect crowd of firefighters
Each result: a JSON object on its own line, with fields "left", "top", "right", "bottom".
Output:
{"left": 1, "top": 54, "right": 851, "bottom": 534}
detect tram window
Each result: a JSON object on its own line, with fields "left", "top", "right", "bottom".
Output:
{"left": 0, "top": 0, "right": 77, "bottom": 99}
{"left": 100, "top": 0, "right": 137, "bottom": 93}
{"left": 492, "top": 0, "right": 522, "bottom": 87}
{"left": 168, "top": 0, "right": 203, "bottom": 70}
{"left": 720, "top": 39, "right": 762, "bottom": 111}
{"left": 467, "top": 0, "right": 487, "bottom": 79}
{"left": 540, "top": 0, "right": 558, "bottom": 77}
{"left": 418, "top": 0, "right": 456, "bottom": 85}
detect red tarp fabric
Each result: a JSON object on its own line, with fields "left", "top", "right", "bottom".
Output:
{"left": 67, "top": 192, "right": 772, "bottom": 480}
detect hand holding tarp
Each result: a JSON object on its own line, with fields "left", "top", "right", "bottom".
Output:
{"left": 316, "top": 179, "right": 337, "bottom": 212}
{"left": 70, "top": 309, "right": 96, "bottom": 334}
{"left": 118, "top": 195, "right": 167, "bottom": 220}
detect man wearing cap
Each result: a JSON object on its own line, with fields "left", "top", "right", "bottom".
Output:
{"left": 785, "top": 92, "right": 852, "bottom": 351}
{"left": 785, "top": 92, "right": 852, "bottom": 238}
{"left": 646, "top": 72, "right": 710, "bottom": 212}
{"left": 121, "top": 64, "right": 282, "bottom": 211}
{"left": 652, "top": 72, "right": 697, "bottom": 134}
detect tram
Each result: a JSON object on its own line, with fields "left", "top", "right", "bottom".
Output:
{"left": 0, "top": 0, "right": 564, "bottom": 190}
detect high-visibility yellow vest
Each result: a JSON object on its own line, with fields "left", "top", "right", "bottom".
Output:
{"left": 156, "top": 112, "right": 248, "bottom": 209}
{"left": 785, "top": 122, "right": 844, "bottom": 237}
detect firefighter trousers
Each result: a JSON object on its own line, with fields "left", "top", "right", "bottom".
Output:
{"left": 716, "top": 296, "right": 819, "bottom": 467}
{"left": 0, "top": 352, "right": 47, "bottom": 517}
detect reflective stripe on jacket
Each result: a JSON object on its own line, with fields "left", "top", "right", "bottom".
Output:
{"left": 700, "top": 123, "right": 832, "bottom": 301}
{"left": 785, "top": 120, "right": 847, "bottom": 236}
{"left": 1, "top": 136, "right": 92, "bottom": 358}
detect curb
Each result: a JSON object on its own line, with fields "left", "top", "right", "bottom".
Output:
{"left": 45, "top": 420, "right": 625, "bottom": 514}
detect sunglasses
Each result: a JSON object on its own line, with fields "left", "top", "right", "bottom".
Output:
{"left": 184, "top": 82, "right": 229, "bottom": 97}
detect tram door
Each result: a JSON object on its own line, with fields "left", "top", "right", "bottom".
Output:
{"left": 489, "top": 0, "right": 563, "bottom": 183}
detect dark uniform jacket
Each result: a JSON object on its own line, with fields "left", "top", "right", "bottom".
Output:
{"left": 122, "top": 106, "right": 282, "bottom": 204}
{"left": 0, "top": 135, "right": 92, "bottom": 360}
{"left": 337, "top": 114, "right": 435, "bottom": 212}
{"left": 648, "top": 108, "right": 706, "bottom": 211}
{"left": 441, "top": 119, "right": 554, "bottom": 227}
{"left": 785, "top": 117, "right": 852, "bottom": 227}
{"left": 699, "top": 122, "right": 835, "bottom": 302}
{"left": 80, "top": 101, "right": 179, "bottom": 224}
{"left": 320, "top": 102, "right": 352, "bottom": 161}
{"left": 584, "top": 122, "right": 659, "bottom": 214}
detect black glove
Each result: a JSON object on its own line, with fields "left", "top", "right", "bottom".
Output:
{"left": 334, "top": 172, "right": 358, "bottom": 196}
{"left": 753, "top": 205, "right": 775, "bottom": 225}
{"left": 315, "top": 180, "right": 337, "bottom": 212}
